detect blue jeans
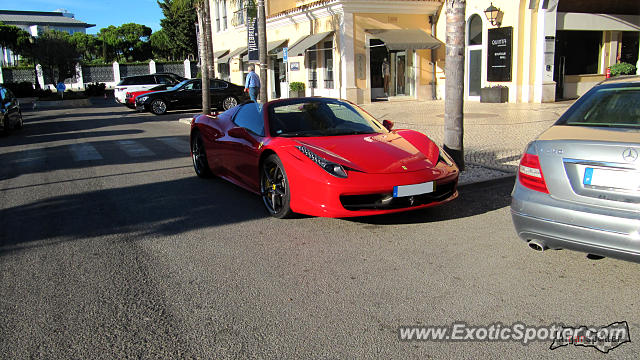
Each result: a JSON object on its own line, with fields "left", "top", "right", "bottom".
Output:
{"left": 249, "top": 87, "right": 259, "bottom": 102}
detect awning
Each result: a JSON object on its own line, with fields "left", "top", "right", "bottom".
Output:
{"left": 367, "top": 29, "right": 443, "bottom": 50}
{"left": 277, "top": 36, "right": 305, "bottom": 59}
{"left": 214, "top": 50, "right": 229, "bottom": 59}
{"left": 242, "top": 39, "right": 289, "bottom": 61}
{"left": 287, "top": 31, "right": 334, "bottom": 56}
{"left": 218, "top": 47, "right": 246, "bottom": 63}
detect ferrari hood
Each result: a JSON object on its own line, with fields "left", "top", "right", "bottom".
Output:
{"left": 296, "top": 132, "right": 439, "bottom": 174}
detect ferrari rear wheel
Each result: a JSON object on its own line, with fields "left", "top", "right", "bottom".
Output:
{"left": 261, "top": 154, "right": 293, "bottom": 219}
{"left": 222, "top": 96, "right": 238, "bottom": 110}
{"left": 191, "top": 132, "right": 213, "bottom": 178}
{"left": 150, "top": 99, "right": 167, "bottom": 115}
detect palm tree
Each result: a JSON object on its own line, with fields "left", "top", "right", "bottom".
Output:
{"left": 444, "top": 0, "right": 465, "bottom": 170}
{"left": 195, "top": 0, "right": 212, "bottom": 114}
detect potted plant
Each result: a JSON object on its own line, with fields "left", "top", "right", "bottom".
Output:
{"left": 480, "top": 85, "right": 509, "bottom": 103}
{"left": 609, "top": 62, "right": 637, "bottom": 77}
{"left": 289, "top": 82, "right": 305, "bottom": 98}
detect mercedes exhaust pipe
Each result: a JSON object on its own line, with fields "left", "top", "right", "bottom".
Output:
{"left": 528, "top": 240, "right": 547, "bottom": 252}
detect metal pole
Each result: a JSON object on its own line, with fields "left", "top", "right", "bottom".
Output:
{"left": 257, "top": 0, "right": 268, "bottom": 103}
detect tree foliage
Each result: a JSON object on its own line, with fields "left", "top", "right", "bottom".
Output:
{"left": 30, "top": 30, "right": 79, "bottom": 82}
{"left": 158, "top": 0, "right": 198, "bottom": 59}
{"left": 70, "top": 32, "right": 100, "bottom": 62}
{"left": 97, "top": 23, "right": 152, "bottom": 62}
{"left": 150, "top": 29, "right": 173, "bottom": 59}
{"left": 0, "top": 22, "right": 32, "bottom": 63}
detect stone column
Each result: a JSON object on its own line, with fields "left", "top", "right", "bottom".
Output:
{"left": 339, "top": 11, "right": 356, "bottom": 102}
{"left": 113, "top": 61, "right": 120, "bottom": 82}
{"left": 75, "top": 63, "right": 84, "bottom": 90}
{"left": 149, "top": 60, "right": 156, "bottom": 74}
{"left": 36, "top": 64, "right": 44, "bottom": 89}
{"left": 184, "top": 59, "right": 192, "bottom": 78}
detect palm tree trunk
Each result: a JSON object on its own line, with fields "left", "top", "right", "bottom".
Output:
{"left": 196, "top": 3, "right": 211, "bottom": 114}
{"left": 444, "top": 0, "right": 465, "bottom": 170}
{"left": 203, "top": 0, "right": 215, "bottom": 79}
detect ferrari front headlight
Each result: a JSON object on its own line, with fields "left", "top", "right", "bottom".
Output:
{"left": 296, "top": 145, "right": 348, "bottom": 178}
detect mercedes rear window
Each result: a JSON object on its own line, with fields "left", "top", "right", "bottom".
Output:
{"left": 558, "top": 86, "right": 640, "bottom": 128}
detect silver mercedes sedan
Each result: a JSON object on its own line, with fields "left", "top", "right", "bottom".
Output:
{"left": 511, "top": 76, "right": 640, "bottom": 263}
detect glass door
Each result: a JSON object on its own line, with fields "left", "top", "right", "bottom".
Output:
{"left": 395, "top": 51, "right": 407, "bottom": 96}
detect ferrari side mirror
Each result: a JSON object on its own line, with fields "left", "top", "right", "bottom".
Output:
{"left": 382, "top": 119, "right": 394, "bottom": 131}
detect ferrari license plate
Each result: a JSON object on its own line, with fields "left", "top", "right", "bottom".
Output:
{"left": 393, "top": 181, "right": 435, "bottom": 198}
{"left": 583, "top": 167, "right": 640, "bottom": 190}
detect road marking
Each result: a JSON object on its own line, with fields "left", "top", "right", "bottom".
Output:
{"left": 157, "top": 137, "right": 189, "bottom": 153}
{"left": 13, "top": 148, "right": 46, "bottom": 166}
{"left": 69, "top": 143, "right": 103, "bottom": 161}
{"left": 115, "top": 140, "right": 155, "bottom": 157}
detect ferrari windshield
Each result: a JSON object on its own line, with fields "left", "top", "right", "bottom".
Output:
{"left": 268, "top": 99, "right": 386, "bottom": 137}
{"left": 557, "top": 86, "right": 640, "bottom": 128}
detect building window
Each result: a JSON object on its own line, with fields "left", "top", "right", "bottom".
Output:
{"left": 468, "top": 14, "right": 482, "bottom": 46}
{"left": 232, "top": 5, "right": 245, "bottom": 26}
{"left": 215, "top": 1, "right": 220, "bottom": 32}
{"left": 323, "top": 40, "right": 333, "bottom": 89}
{"left": 215, "top": 0, "right": 228, "bottom": 32}
{"left": 308, "top": 45, "right": 317, "bottom": 89}
{"left": 218, "top": 63, "right": 230, "bottom": 82}
{"left": 221, "top": 0, "right": 227, "bottom": 30}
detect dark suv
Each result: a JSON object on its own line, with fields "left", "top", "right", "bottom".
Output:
{"left": 114, "top": 73, "right": 184, "bottom": 105}
{"left": 0, "top": 85, "right": 23, "bottom": 134}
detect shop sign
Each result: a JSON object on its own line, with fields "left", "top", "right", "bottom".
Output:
{"left": 487, "top": 27, "right": 513, "bottom": 82}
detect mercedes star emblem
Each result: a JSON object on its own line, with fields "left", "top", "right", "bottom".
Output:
{"left": 622, "top": 148, "right": 638, "bottom": 163}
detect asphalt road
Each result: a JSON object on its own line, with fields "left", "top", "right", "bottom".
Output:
{"left": 1, "top": 104, "right": 638, "bottom": 359}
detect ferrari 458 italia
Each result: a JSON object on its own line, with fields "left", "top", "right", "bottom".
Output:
{"left": 190, "top": 97, "right": 459, "bottom": 218}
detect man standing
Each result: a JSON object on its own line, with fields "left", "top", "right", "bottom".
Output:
{"left": 244, "top": 65, "right": 261, "bottom": 102}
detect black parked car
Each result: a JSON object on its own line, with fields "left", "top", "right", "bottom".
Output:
{"left": 0, "top": 85, "right": 23, "bottom": 134}
{"left": 135, "top": 79, "right": 248, "bottom": 115}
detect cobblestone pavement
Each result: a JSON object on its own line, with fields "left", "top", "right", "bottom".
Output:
{"left": 361, "top": 98, "right": 574, "bottom": 175}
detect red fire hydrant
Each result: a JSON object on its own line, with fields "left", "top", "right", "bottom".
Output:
{"left": 606, "top": 67, "right": 611, "bottom": 79}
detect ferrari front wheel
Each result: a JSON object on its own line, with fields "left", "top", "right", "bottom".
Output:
{"left": 261, "top": 154, "right": 293, "bottom": 218}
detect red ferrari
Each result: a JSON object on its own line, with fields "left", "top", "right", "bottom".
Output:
{"left": 190, "top": 97, "right": 459, "bottom": 218}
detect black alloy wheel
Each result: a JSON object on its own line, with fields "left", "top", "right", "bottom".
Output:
{"left": 222, "top": 96, "right": 238, "bottom": 110}
{"left": 261, "top": 154, "right": 293, "bottom": 218}
{"left": 151, "top": 99, "right": 167, "bottom": 115}
{"left": 191, "top": 132, "right": 212, "bottom": 178}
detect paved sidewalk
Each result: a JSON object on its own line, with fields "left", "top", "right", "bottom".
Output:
{"left": 360, "top": 98, "right": 574, "bottom": 183}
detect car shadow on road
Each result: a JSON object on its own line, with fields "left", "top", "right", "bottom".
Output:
{"left": 347, "top": 176, "right": 515, "bottom": 225}
{"left": 0, "top": 175, "right": 267, "bottom": 256}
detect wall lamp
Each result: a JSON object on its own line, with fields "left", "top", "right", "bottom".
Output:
{"left": 484, "top": 3, "right": 503, "bottom": 27}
